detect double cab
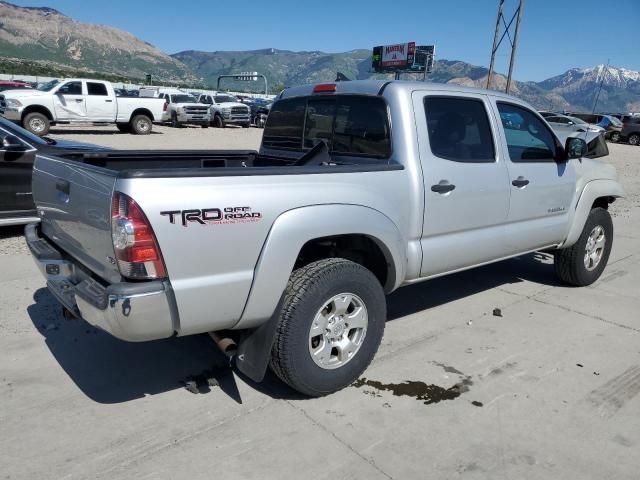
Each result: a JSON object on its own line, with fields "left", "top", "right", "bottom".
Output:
{"left": 26, "top": 80, "right": 623, "bottom": 396}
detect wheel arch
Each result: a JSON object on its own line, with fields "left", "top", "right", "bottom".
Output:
{"left": 130, "top": 108, "right": 154, "bottom": 122}
{"left": 21, "top": 105, "right": 53, "bottom": 122}
{"left": 562, "top": 179, "right": 624, "bottom": 248}
{"left": 234, "top": 204, "right": 406, "bottom": 330}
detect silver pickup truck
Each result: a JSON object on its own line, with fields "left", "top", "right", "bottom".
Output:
{"left": 26, "top": 80, "right": 624, "bottom": 397}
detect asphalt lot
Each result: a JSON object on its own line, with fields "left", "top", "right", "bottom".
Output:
{"left": 1, "top": 127, "right": 639, "bottom": 479}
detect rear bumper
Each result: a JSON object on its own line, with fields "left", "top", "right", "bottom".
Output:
{"left": 25, "top": 223, "right": 176, "bottom": 342}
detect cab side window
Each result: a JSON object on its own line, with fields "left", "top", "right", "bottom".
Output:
{"left": 497, "top": 102, "right": 558, "bottom": 162}
{"left": 424, "top": 97, "right": 495, "bottom": 163}
{"left": 87, "top": 82, "right": 108, "bottom": 96}
{"left": 58, "top": 82, "right": 82, "bottom": 95}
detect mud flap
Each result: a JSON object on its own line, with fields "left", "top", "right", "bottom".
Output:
{"left": 234, "top": 295, "right": 284, "bottom": 382}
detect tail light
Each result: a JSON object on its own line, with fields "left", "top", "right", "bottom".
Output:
{"left": 163, "top": 102, "right": 168, "bottom": 112}
{"left": 111, "top": 192, "right": 167, "bottom": 279}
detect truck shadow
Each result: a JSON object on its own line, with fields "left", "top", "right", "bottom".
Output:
{"left": 49, "top": 128, "right": 163, "bottom": 135}
{"left": 27, "top": 252, "right": 559, "bottom": 404}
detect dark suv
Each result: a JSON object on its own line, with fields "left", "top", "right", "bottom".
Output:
{"left": 568, "top": 113, "right": 623, "bottom": 142}
{"left": 620, "top": 116, "right": 640, "bottom": 146}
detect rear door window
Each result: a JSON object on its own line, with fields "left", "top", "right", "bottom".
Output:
{"left": 87, "top": 82, "right": 108, "bottom": 96}
{"left": 263, "top": 95, "right": 391, "bottom": 158}
{"left": 424, "top": 96, "right": 495, "bottom": 163}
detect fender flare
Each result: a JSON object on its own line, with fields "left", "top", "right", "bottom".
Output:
{"left": 234, "top": 204, "right": 406, "bottom": 330}
{"left": 562, "top": 179, "right": 625, "bottom": 248}
{"left": 232, "top": 204, "right": 405, "bottom": 383}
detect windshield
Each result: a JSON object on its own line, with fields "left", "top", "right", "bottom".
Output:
{"left": 567, "top": 116, "right": 587, "bottom": 125}
{"left": 214, "top": 95, "right": 237, "bottom": 104}
{"left": 609, "top": 116, "right": 623, "bottom": 126}
{"left": 37, "top": 79, "right": 60, "bottom": 92}
{"left": 0, "top": 115, "right": 47, "bottom": 145}
{"left": 171, "top": 94, "right": 196, "bottom": 104}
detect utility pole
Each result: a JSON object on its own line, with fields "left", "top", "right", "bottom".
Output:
{"left": 486, "top": 0, "right": 525, "bottom": 94}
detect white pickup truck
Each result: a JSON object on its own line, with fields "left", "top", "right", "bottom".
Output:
{"left": 0, "top": 79, "right": 165, "bottom": 136}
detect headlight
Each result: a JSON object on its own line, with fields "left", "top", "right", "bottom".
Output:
{"left": 5, "top": 98, "right": 22, "bottom": 107}
{"left": 177, "top": 106, "right": 183, "bottom": 113}
{"left": 222, "top": 107, "right": 231, "bottom": 113}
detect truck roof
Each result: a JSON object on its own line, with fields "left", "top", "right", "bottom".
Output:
{"left": 280, "top": 80, "right": 524, "bottom": 103}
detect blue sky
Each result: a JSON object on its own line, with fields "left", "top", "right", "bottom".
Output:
{"left": 9, "top": 0, "right": 640, "bottom": 81}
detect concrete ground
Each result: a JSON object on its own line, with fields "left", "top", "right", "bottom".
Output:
{"left": 1, "top": 126, "right": 639, "bottom": 480}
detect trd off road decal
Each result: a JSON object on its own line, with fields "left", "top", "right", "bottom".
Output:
{"left": 160, "top": 207, "right": 262, "bottom": 227}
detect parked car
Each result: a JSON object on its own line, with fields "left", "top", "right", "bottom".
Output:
{"left": 196, "top": 92, "right": 251, "bottom": 128}
{"left": 0, "top": 80, "right": 33, "bottom": 92}
{"left": 0, "top": 115, "right": 109, "bottom": 226}
{"left": 0, "top": 79, "right": 165, "bottom": 136}
{"left": 26, "top": 80, "right": 623, "bottom": 397}
{"left": 544, "top": 115, "right": 608, "bottom": 159}
{"left": 568, "top": 113, "right": 623, "bottom": 142}
{"left": 620, "top": 116, "right": 640, "bottom": 145}
{"left": 157, "top": 91, "right": 210, "bottom": 128}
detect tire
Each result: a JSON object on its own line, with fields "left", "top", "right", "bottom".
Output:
{"left": 130, "top": 115, "right": 152, "bottom": 135}
{"left": 116, "top": 123, "right": 130, "bottom": 133}
{"left": 212, "top": 115, "right": 224, "bottom": 128}
{"left": 609, "top": 132, "right": 620, "bottom": 143}
{"left": 23, "top": 112, "right": 50, "bottom": 136}
{"left": 270, "top": 258, "right": 386, "bottom": 397}
{"left": 170, "top": 113, "right": 181, "bottom": 128}
{"left": 628, "top": 133, "right": 640, "bottom": 146}
{"left": 554, "top": 207, "right": 613, "bottom": 286}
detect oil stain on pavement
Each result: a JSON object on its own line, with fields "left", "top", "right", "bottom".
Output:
{"left": 352, "top": 376, "right": 473, "bottom": 405}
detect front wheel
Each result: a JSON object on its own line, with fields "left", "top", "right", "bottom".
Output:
{"left": 628, "top": 133, "right": 640, "bottom": 146}
{"left": 23, "top": 112, "right": 50, "bottom": 136}
{"left": 270, "top": 258, "right": 386, "bottom": 397}
{"left": 554, "top": 207, "right": 613, "bottom": 286}
{"left": 116, "top": 123, "right": 130, "bottom": 133}
{"left": 212, "top": 115, "right": 224, "bottom": 128}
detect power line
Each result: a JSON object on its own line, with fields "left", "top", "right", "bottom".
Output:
{"left": 486, "top": 0, "right": 525, "bottom": 94}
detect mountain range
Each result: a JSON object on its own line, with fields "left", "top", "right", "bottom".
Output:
{"left": 1, "top": 1, "right": 638, "bottom": 112}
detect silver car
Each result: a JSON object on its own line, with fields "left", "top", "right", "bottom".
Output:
{"left": 545, "top": 114, "right": 604, "bottom": 135}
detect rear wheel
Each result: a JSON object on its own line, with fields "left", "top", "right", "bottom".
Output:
{"left": 554, "top": 207, "right": 613, "bottom": 286}
{"left": 23, "top": 112, "right": 50, "bottom": 136}
{"left": 270, "top": 258, "right": 386, "bottom": 397}
{"left": 130, "top": 115, "right": 152, "bottom": 135}
{"left": 628, "top": 133, "right": 640, "bottom": 146}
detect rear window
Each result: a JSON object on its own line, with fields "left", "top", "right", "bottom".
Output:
{"left": 263, "top": 95, "right": 391, "bottom": 159}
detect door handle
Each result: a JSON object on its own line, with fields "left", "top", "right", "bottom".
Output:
{"left": 431, "top": 182, "right": 456, "bottom": 194}
{"left": 512, "top": 177, "right": 530, "bottom": 188}
{"left": 75, "top": 99, "right": 83, "bottom": 103}
{"left": 56, "top": 179, "right": 70, "bottom": 195}
{"left": 105, "top": 99, "right": 113, "bottom": 102}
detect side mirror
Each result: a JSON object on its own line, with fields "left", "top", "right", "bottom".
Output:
{"left": 565, "top": 137, "right": 587, "bottom": 160}
{"left": 1, "top": 135, "right": 26, "bottom": 151}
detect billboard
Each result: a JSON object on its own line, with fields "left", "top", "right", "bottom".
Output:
{"left": 372, "top": 43, "right": 435, "bottom": 73}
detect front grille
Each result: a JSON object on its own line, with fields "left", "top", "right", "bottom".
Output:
{"left": 231, "top": 106, "right": 249, "bottom": 114}
{"left": 184, "top": 106, "right": 209, "bottom": 114}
